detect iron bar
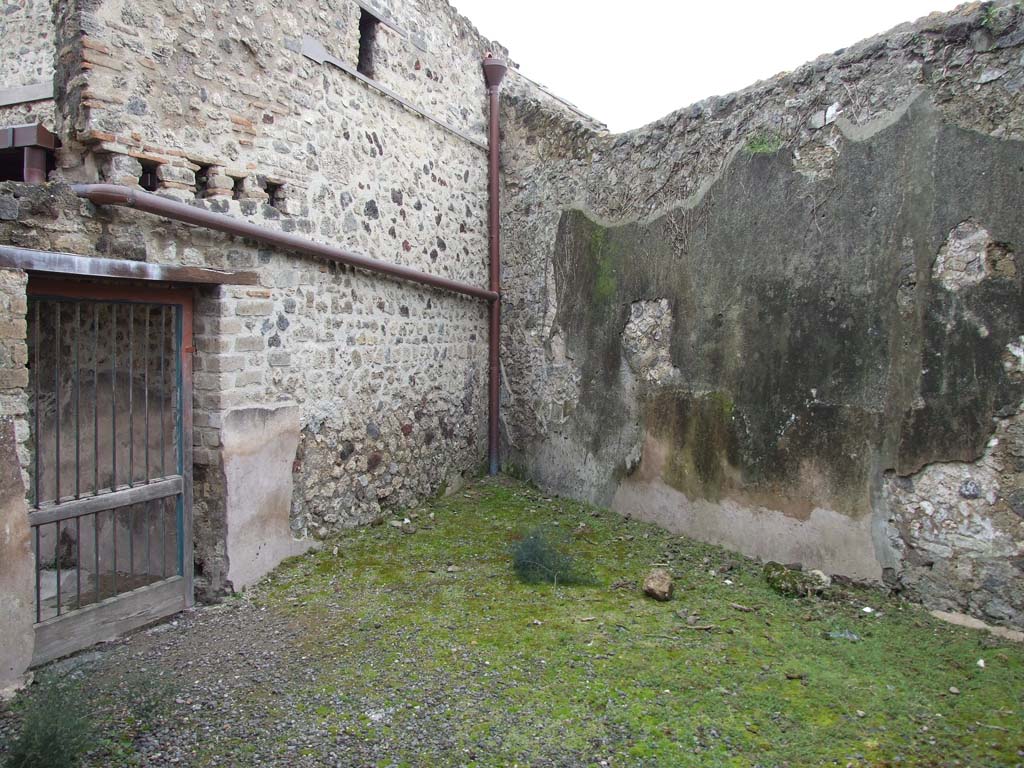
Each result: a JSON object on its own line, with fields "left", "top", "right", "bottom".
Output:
{"left": 129, "top": 504, "right": 135, "bottom": 579}
{"left": 34, "top": 526, "right": 40, "bottom": 623}
{"left": 93, "top": 304, "right": 98, "bottom": 495}
{"left": 128, "top": 305, "right": 134, "bottom": 487}
{"left": 54, "top": 302, "right": 60, "bottom": 502}
{"left": 146, "top": 498, "right": 151, "bottom": 579}
{"left": 55, "top": 520, "right": 61, "bottom": 617}
{"left": 160, "top": 307, "right": 166, "bottom": 478}
{"left": 75, "top": 516, "right": 81, "bottom": 610}
{"left": 71, "top": 185, "right": 497, "bottom": 302}
{"left": 144, "top": 306, "right": 150, "bottom": 485}
{"left": 32, "top": 300, "right": 39, "bottom": 507}
{"left": 74, "top": 302, "right": 80, "bottom": 499}
{"left": 112, "top": 507, "right": 117, "bottom": 597}
{"left": 111, "top": 304, "right": 117, "bottom": 490}
{"left": 161, "top": 496, "right": 166, "bottom": 578}
{"left": 93, "top": 510, "right": 99, "bottom": 605}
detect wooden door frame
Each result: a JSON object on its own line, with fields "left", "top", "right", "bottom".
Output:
{"left": 25, "top": 277, "right": 195, "bottom": 666}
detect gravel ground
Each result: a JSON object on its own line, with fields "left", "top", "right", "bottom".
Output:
{"left": 1, "top": 596, "right": 577, "bottom": 767}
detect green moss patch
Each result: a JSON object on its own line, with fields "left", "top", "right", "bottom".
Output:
{"left": 4, "top": 477, "right": 1021, "bottom": 767}
{"left": 254, "top": 478, "right": 1023, "bottom": 766}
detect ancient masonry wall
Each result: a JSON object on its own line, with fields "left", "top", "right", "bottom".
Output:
{"left": 0, "top": 0, "right": 505, "bottom": 594}
{"left": 0, "top": 0, "right": 55, "bottom": 126}
{"left": 0, "top": 269, "right": 30, "bottom": 491}
{"left": 500, "top": 1, "right": 1024, "bottom": 628}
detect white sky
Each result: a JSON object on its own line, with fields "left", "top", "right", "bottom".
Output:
{"left": 453, "top": 0, "right": 964, "bottom": 132}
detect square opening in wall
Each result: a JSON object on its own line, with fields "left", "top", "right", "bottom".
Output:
{"left": 139, "top": 160, "right": 159, "bottom": 192}
{"left": 264, "top": 180, "right": 284, "bottom": 209}
{"left": 194, "top": 164, "right": 213, "bottom": 197}
{"left": 358, "top": 9, "right": 381, "bottom": 78}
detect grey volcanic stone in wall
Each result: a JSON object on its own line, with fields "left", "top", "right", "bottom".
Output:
{"left": 0, "top": 417, "right": 34, "bottom": 697}
{"left": 221, "top": 403, "right": 312, "bottom": 591}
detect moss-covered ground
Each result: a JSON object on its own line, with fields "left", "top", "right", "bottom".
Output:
{"left": 2, "top": 476, "right": 1022, "bottom": 767}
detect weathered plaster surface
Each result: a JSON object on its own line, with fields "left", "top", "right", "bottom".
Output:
{"left": 221, "top": 403, "right": 312, "bottom": 592}
{"left": 501, "top": 2, "right": 1024, "bottom": 627}
{"left": 0, "top": 417, "right": 34, "bottom": 697}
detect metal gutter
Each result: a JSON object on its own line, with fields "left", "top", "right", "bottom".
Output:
{"left": 483, "top": 55, "right": 507, "bottom": 476}
{"left": 71, "top": 184, "right": 497, "bottom": 302}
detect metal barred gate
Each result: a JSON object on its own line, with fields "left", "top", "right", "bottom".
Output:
{"left": 26, "top": 279, "right": 193, "bottom": 666}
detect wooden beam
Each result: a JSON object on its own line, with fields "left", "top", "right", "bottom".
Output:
{"left": 28, "top": 476, "right": 183, "bottom": 527}
{"left": 32, "top": 577, "right": 186, "bottom": 666}
{"left": 0, "top": 245, "right": 259, "bottom": 285}
{"left": 0, "top": 83, "right": 53, "bottom": 108}
{"left": 0, "top": 123, "right": 56, "bottom": 150}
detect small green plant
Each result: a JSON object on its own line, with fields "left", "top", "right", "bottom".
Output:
{"left": 745, "top": 131, "right": 783, "bottom": 155}
{"left": 4, "top": 675, "right": 95, "bottom": 768}
{"left": 981, "top": 4, "right": 999, "bottom": 28}
{"left": 981, "top": 2, "right": 1021, "bottom": 29}
{"left": 510, "top": 528, "right": 590, "bottom": 585}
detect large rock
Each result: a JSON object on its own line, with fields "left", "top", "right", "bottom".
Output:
{"left": 643, "top": 568, "right": 673, "bottom": 601}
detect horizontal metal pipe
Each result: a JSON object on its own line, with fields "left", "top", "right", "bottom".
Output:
{"left": 72, "top": 184, "right": 498, "bottom": 303}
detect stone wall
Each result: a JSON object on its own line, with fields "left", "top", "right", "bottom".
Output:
{"left": 0, "top": 0, "right": 504, "bottom": 596}
{"left": 500, "top": 1, "right": 1024, "bottom": 628}
{"left": 0, "top": 0, "right": 55, "bottom": 127}
{"left": 0, "top": 269, "right": 30, "bottom": 489}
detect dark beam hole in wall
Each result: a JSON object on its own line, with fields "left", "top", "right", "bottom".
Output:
{"left": 194, "top": 164, "right": 213, "bottom": 197}
{"left": 264, "top": 180, "right": 283, "bottom": 209}
{"left": 138, "top": 160, "right": 159, "bottom": 192}
{"left": 0, "top": 148, "right": 25, "bottom": 181}
{"left": 358, "top": 9, "right": 380, "bottom": 78}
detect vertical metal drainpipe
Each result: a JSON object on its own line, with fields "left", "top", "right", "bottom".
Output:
{"left": 483, "top": 54, "right": 507, "bottom": 477}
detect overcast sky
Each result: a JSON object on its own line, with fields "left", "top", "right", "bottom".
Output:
{"left": 453, "top": 0, "right": 964, "bottom": 132}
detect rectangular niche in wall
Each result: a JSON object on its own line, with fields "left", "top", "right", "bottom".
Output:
{"left": 358, "top": 8, "right": 381, "bottom": 78}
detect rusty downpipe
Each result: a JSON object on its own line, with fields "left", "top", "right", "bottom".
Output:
{"left": 483, "top": 54, "right": 507, "bottom": 477}
{"left": 71, "top": 183, "right": 498, "bottom": 302}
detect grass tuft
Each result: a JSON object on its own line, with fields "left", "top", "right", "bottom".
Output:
{"left": 510, "top": 528, "right": 590, "bottom": 585}
{"left": 4, "top": 675, "right": 94, "bottom": 768}
{"left": 745, "top": 131, "right": 784, "bottom": 155}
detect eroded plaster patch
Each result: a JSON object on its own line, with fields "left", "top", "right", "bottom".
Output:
{"left": 885, "top": 398, "right": 1024, "bottom": 626}
{"left": 621, "top": 299, "right": 681, "bottom": 386}
{"left": 933, "top": 220, "right": 1017, "bottom": 291}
